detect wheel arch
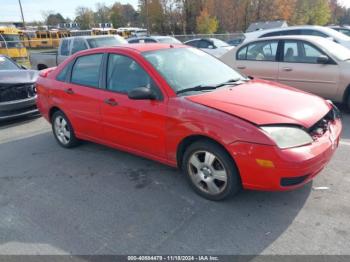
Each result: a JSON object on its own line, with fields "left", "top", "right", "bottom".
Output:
{"left": 49, "top": 106, "right": 63, "bottom": 121}
{"left": 342, "top": 84, "right": 350, "bottom": 106}
{"left": 176, "top": 135, "right": 235, "bottom": 169}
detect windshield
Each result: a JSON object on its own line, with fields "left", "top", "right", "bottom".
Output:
{"left": 211, "top": 38, "right": 230, "bottom": 47}
{"left": 143, "top": 47, "right": 244, "bottom": 94}
{"left": 318, "top": 38, "right": 350, "bottom": 61}
{"left": 157, "top": 37, "right": 182, "bottom": 44}
{"left": 0, "top": 34, "right": 24, "bottom": 48}
{"left": 0, "top": 56, "right": 20, "bottom": 70}
{"left": 87, "top": 36, "right": 127, "bottom": 48}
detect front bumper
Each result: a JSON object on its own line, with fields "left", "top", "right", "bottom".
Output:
{"left": 229, "top": 119, "right": 342, "bottom": 191}
{"left": 0, "top": 96, "right": 39, "bottom": 121}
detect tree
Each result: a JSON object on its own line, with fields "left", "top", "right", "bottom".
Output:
{"left": 42, "top": 11, "right": 65, "bottom": 26}
{"left": 139, "top": 0, "right": 166, "bottom": 34}
{"left": 111, "top": 3, "right": 139, "bottom": 28}
{"left": 94, "top": 3, "right": 111, "bottom": 25}
{"left": 75, "top": 6, "right": 94, "bottom": 29}
{"left": 196, "top": 8, "right": 218, "bottom": 34}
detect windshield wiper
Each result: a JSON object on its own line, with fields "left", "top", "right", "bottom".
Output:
{"left": 176, "top": 85, "right": 218, "bottom": 95}
{"left": 215, "top": 78, "right": 247, "bottom": 88}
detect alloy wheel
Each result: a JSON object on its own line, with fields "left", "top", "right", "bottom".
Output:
{"left": 187, "top": 150, "right": 228, "bottom": 195}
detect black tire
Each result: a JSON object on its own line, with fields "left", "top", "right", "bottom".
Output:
{"left": 182, "top": 140, "right": 241, "bottom": 201}
{"left": 51, "top": 111, "right": 79, "bottom": 148}
{"left": 345, "top": 92, "right": 350, "bottom": 112}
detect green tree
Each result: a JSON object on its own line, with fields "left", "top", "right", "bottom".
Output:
{"left": 196, "top": 8, "right": 218, "bottom": 34}
{"left": 75, "top": 6, "right": 94, "bottom": 29}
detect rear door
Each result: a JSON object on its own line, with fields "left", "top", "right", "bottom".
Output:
{"left": 58, "top": 53, "right": 105, "bottom": 139}
{"left": 277, "top": 40, "right": 339, "bottom": 99}
{"left": 234, "top": 40, "right": 280, "bottom": 81}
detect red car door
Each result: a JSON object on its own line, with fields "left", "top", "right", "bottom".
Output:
{"left": 100, "top": 53, "right": 168, "bottom": 159}
{"left": 58, "top": 53, "right": 105, "bottom": 140}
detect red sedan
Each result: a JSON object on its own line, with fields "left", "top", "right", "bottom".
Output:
{"left": 36, "top": 44, "right": 342, "bottom": 200}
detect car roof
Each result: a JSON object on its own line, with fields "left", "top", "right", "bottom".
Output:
{"left": 242, "top": 35, "right": 326, "bottom": 43}
{"left": 64, "top": 35, "right": 120, "bottom": 40}
{"left": 85, "top": 43, "right": 188, "bottom": 53}
{"left": 245, "top": 25, "right": 329, "bottom": 36}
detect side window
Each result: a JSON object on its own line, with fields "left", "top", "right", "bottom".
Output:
{"left": 145, "top": 38, "right": 157, "bottom": 43}
{"left": 246, "top": 41, "right": 278, "bottom": 61}
{"left": 301, "top": 29, "right": 327, "bottom": 38}
{"left": 56, "top": 61, "right": 73, "bottom": 82}
{"left": 71, "top": 38, "right": 88, "bottom": 54}
{"left": 198, "top": 40, "right": 211, "bottom": 49}
{"left": 283, "top": 29, "right": 301, "bottom": 35}
{"left": 186, "top": 40, "right": 199, "bottom": 47}
{"left": 71, "top": 54, "right": 103, "bottom": 88}
{"left": 237, "top": 46, "right": 248, "bottom": 60}
{"left": 107, "top": 54, "right": 161, "bottom": 98}
{"left": 261, "top": 31, "right": 281, "bottom": 38}
{"left": 301, "top": 42, "right": 325, "bottom": 63}
{"left": 60, "top": 39, "right": 70, "bottom": 56}
{"left": 283, "top": 41, "right": 299, "bottom": 62}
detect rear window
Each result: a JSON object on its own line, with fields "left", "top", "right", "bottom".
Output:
{"left": 87, "top": 36, "right": 127, "bottom": 48}
{"left": 71, "top": 54, "right": 103, "bottom": 88}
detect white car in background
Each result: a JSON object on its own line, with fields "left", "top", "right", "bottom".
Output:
{"left": 243, "top": 25, "right": 350, "bottom": 49}
{"left": 220, "top": 35, "right": 350, "bottom": 108}
{"left": 184, "top": 38, "right": 233, "bottom": 57}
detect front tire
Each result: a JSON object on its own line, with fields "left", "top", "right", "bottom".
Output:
{"left": 182, "top": 140, "right": 241, "bottom": 201}
{"left": 51, "top": 111, "right": 79, "bottom": 148}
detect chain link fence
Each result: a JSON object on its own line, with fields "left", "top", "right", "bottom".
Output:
{"left": 171, "top": 33, "right": 245, "bottom": 43}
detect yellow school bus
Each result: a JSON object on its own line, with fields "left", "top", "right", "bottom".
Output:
{"left": 21, "top": 30, "right": 71, "bottom": 49}
{"left": 92, "top": 28, "right": 118, "bottom": 35}
{"left": 0, "top": 27, "right": 30, "bottom": 67}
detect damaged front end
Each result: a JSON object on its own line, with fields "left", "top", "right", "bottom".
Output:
{"left": 0, "top": 71, "right": 39, "bottom": 121}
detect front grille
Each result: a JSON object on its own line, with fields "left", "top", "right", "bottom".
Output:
{"left": 308, "top": 105, "right": 341, "bottom": 138}
{"left": 0, "top": 84, "right": 36, "bottom": 102}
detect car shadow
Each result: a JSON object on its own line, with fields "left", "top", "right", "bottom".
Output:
{"left": 0, "top": 132, "right": 312, "bottom": 255}
{"left": 0, "top": 113, "right": 41, "bottom": 129}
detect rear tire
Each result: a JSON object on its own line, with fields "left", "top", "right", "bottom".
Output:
{"left": 182, "top": 140, "right": 241, "bottom": 201}
{"left": 51, "top": 111, "right": 79, "bottom": 148}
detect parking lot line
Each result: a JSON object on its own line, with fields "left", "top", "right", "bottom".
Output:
{"left": 340, "top": 140, "right": 350, "bottom": 146}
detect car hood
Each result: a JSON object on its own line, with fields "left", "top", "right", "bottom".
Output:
{"left": 186, "top": 79, "right": 331, "bottom": 128}
{"left": 0, "top": 70, "right": 39, "bottom": 85}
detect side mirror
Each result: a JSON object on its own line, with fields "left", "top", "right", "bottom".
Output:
{"left": 20, "top": 65, "right": 27, "bottom": 70}
{"left": 208, "top": 45, "right": 215, "bottom": 49}
{"left": 317, "top": 55, "right": 329, "bottom": 64}
{"left": 128, "top": 87, "right": 156, "bottom": 100}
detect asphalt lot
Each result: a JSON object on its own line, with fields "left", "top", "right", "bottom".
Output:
{"left": 0, "top": 109, "right": 349, "bottom": 255}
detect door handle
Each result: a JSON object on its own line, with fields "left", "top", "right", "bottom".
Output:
{"left": 237, "top": 66, "right": 246, "bottom": 70}
{"left": 64, "top": 88, "right": 74, "bottom": 94}
{"left": 104, "top": 98, "right": 118, "bottom": 106}
{"left": 283, "top": 67, "right": 293, "bottom": 72}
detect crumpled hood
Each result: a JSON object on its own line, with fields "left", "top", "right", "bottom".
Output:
{"left": 0, "top": 70, "right": 39, "bottom": 85}
{"left": 187, "top": 79, "right": 331, "bottom": 128}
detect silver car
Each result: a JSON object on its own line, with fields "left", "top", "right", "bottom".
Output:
{"left": 220, "top": 35, "right": 350, "bottom": 108}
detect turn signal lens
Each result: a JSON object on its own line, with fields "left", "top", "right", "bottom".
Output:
{"left": 256, "top": 159, "right": 275, "bottom": 168}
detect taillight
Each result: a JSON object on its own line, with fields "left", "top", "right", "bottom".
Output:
{"left": 39, "top": 67, "right": 56, "bottom": 78}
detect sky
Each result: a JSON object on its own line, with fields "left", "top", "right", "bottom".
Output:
{"left": 0, "top": 0, "right": 139, "bottom": 22}
{"left": 1, "top": 0, "right": 350, "bottom": 23}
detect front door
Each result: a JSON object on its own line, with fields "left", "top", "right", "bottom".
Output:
{"left": 101, "top": 53, "right": 167, "bottom": 158}
{"left": 278, "top": 40, "right": 339, "bottom": 99}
